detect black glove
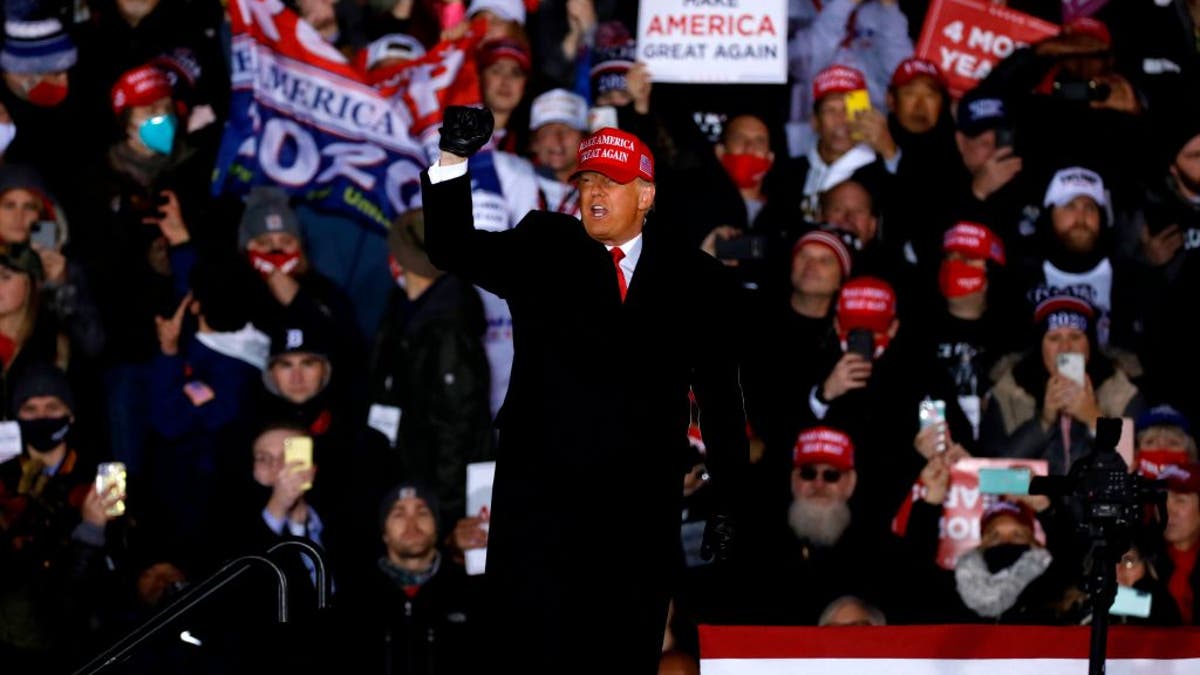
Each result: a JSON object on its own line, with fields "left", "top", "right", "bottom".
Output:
{"left": 700, "top": 513, "right": 736, "bottom": 564}
{"left": 438, "top": 106, "right": 494, "bottom": 158}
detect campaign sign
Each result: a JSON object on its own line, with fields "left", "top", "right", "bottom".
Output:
{"left": 215, "top": 0, "right": 427, "bottom": 231}
{"left": 636, "top": 0, "right": 786, "bottom": 84}
{"left": 894, "top": 457, "right": 1049, "bottom": 569}
{"left": 916, "top": 0, "right": 1060, "bottom": 98}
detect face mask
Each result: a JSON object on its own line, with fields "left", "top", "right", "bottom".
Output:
{"left": 0, "top": 122, "right": 15, "bottom": 155}
{"left": 982, "top": 543, "right": 1031, "bottom": 574}
{"left": 249, "top": 250, "right": 301, "bottom": 277}
{"left": 19, "top": 416, "right": 72, "bottom": 452}
{"left": 138, "top": 114, "right": 177, "bottom": 155}
{"left": 938, "top": 259, "right": 987, "bottom": 298}
{"left": 26, "top": 79, "right": 69, "bottom": 107}
{"left": 719, "top": 153, "right": 773, "bottom": 189}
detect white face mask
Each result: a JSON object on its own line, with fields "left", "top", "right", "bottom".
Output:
{"left": 0, "top": 122, "right": 16, "bottom": 155}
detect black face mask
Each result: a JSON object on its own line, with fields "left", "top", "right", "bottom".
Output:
{"left": 19, "top": 416, "right": 72, "bottom": 452}
{"left": 982, "top": 543, "right": 1031, "bottom": 574}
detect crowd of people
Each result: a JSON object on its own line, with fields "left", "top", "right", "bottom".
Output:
{"left": 1, "top": 0, "right": 1199, "bottom": 673}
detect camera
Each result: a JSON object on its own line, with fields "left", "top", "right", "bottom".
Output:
{"left": 1051, "top": 78, "right": 1111, "bottom": 103}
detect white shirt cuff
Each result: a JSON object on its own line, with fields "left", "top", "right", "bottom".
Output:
{"left": 809, "top": 385, "right": 830, "bottom": 419}
{"left": 428, "top": 158, "right": 470, "bottom": 184}
{"left": 884, "top": 148, "right": 902, "bottom": 175}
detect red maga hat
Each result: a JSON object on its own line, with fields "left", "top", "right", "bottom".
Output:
{"left": 837, "top": 276, "right": 896, "bottom": 334}
{"left": 570, "top": 127, "right": 654, "bottom": 184}
{"left": 793, "top": 426, "right": 855, "bottom": 471}
{"left": 813, "top": 64, "right": 867, "bottom": 102}
{"left": 111, "top": 64, "right": 172, "bottom": 115}
{"left": 943, "top": 221, "right": 1006, "bottom": 265}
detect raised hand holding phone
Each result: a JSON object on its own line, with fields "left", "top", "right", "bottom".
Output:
{"left": 283, "top": 435, "right": 314, "bottom": 491}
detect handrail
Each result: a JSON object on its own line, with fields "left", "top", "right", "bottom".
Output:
{"left": 267, "top": 539, "right": 330, "bottom": 609}
{"left": 72, "top": 554, "right": 290, "bottom": 675}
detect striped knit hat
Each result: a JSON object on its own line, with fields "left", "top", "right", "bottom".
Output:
{"left": 1, "top": 0, "right": 77, "bottom": 74}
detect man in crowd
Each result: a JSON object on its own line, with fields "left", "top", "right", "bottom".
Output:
{"left": 528, "top": 88, "right": 587, "bottom": 218}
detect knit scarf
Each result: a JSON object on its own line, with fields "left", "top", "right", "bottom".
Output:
{"left": 377, "top": 551, "right": 441, "bottom": 594}
{"left": 954, "top": 547, "right": 1053, "bottom": 618}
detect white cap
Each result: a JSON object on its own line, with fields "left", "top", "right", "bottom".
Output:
{"left": 364, "top": 33, "right": 426, "bottom": 70}
{"left": 1044, "top": 167, "right": 1107, "bottom": 208}
{"left": 529, "top": 88, "right": 589, "bottom": 131}
{"left": 467, "top": 0, "right": 526, "bottom": 25}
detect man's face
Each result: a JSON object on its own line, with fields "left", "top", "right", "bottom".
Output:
{"left": 247, "top": 231, "right": 302, "bottom": 255}
{"left": 1050, "top": 196, "right": 1102, "bottom": 254}
{"left": 530, "top": 123, "right": 583, "bottom": 174}
{"left": 251, "top": 428, "right": 291, "bottom": 486}
{"left": 791, "top": 243, "right": 842, "bottom": 297}
{"left": 955, "top": 129, "right": 996, "bottom": 174}
{"left": 383, "top": 496, "right": 438, "bottom": 561}
{"left": 480, "top": 59, "right": 526, "bottom": 116}
{"left": 268, "top": 353, "right": 328, "bottom": 404}
{"left": 718, "top": 115, "right": 772, "bottom": 159}
{"left": 980, "top": 515, "right": 1034, "bottom": 548}
{"left": 820, "top": 182, "right": 877, "bottom": 243}
{"left": 0, "top": 265, "right": 30, "bottom": 315}
{"left": 17, "top": 394, "right": 70, "bottom": 421}
{"left": 1171, "top": 134, "right": 1200, "bottom": 197}
{"left": 1165, "top": 490, "right": 1200, "bottom": 548}
{"left": 813, "top": 95, "right": 854, "bottom": 158}
{"left": 1137, "top": 427, "right": 1193, "bottom": 453}
{"left": 0, "top": 188, "right": 42, "bottom": 243}
{"left": 576, "top": 172, "right": 654, "bottom": 246}
{"left": 117, "top": 0, "right": 160, "bottom": 24}
{"left": 891, "top": 78, "right": 943, "bottom": 135}
{"left": 791, "top": 463, "right": 855, "bottom": 504}
{"left": 1041, "top": 326, "right": 1090, "bottom": 374}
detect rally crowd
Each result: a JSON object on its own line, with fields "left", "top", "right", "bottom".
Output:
{"left": 2, "top": 0, "right": 1200, "bottom": 673}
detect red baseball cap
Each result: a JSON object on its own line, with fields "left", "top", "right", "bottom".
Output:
{"left": 793, "top": 426, "right": 855, "bottom": 471}
{"left": 837, "top": 276, "right": 896, "bottom": 334}
{"left": 943, "top": 221, "right": 1006, "bottom": 265}
{"left": 813, "top": 64, "right": 867, "bottom": 102}
{"left": 890, "top": 57, "right": 945, "bottom": 90}
{"left": 1064, "top": 17, "right": 1111, "bottom": 48}
{"left": 570, "top": 127, "right": 654, "bottom": 184}
{"left": 478, "top": 37, "right": 531, "bottom": 73}
{"left": 111, "top": 64, "right": 172, "bottom": 115}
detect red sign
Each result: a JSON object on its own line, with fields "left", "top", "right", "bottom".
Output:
{"left": 916, "top": 0, "right": 1060, "bottom": 98}
{"left": 894, "top": 457, "right": 1048, "bottom": 570}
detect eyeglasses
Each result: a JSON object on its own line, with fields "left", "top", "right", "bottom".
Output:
{"left": 798, "top": 466, "right": 843, "bottom": 483}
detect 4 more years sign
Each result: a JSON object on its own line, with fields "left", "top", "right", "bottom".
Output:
{"left": 916, "top": 0, "right": 1060, "bottom": 98}
{"left": 636, "top": 0, "right": 786, "bottom": 84}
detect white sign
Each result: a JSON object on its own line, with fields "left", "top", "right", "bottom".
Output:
{"left": 464, "top": 461, "right": 496, "bottom": 576}
{"left": 636, "top": 0, "right": 786, "bottom": 84}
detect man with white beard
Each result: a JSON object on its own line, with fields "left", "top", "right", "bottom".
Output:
{"left": 738, "top": 425, "right": 932, "bottom": 625}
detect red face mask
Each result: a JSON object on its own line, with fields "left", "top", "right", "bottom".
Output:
{"left": 249, "top": 250, "right": 301, "bottom": 277}
{"left": 938, "top": 259, "right": 987, "bottom": 298}
{"left": 26, "top": 79, "right": 68, "bottom": 107}
{"left": 719, "top": 153, "right": 772, "bottom": 189}
{"left": 0, "top": 332, "right": 14, "bottom": 367}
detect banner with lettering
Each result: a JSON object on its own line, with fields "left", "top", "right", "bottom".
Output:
{"left": 635, "top": 0, "right": 786, "bottom": 84}
{"left": 214, "top": 0, "right": 428, "bottom": 231}
{"left": 915, "top": 0, "right": 1060, "bottom": 98}
{"left": 893, "top": 457, "right": 1048, "bottom": 570}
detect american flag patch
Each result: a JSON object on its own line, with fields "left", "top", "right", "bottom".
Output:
{"left": 639, "top": 154, "right": 652, "bottom": 176}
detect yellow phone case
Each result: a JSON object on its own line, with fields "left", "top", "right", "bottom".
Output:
{"left": 283, "top": 436, "right": 314, "bottom": 490}
{"left": 844, "top": 89, "right": 872, "bottom": 119}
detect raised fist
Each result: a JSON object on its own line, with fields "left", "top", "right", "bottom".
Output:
{"left": 439, "top": 106, "right": 495, "bottom": 158}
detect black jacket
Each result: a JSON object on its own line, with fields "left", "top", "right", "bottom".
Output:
{"left": 420, "top": 167, "right": 749, "bottom": 674}
{"left": 369, "top": 275, "right": 493, "bottom": 523}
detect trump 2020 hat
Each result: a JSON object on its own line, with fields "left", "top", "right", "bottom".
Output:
{"left": 1044, "top": 167, "right": 1107, "bottom": 208}
{"left": 530, "top": 88, "right": 588, "bottom": 132}
{"left": 957, "top": 91, "right": 1009, "bottom": 137}
{"left": 570, "top": 127, "right": 654, "bottom": 184}
{"left": 793, "top": 426, "right": 855, "bottom": 471}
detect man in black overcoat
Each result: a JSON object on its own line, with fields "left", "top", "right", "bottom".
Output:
{"left": 419, "top": 107, "right": 750, "bottom": 673}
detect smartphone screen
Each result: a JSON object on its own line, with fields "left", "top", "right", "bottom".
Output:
{"left": 844, "top": 89, "right": 871, "bottom": 119}
{"left": 283, "top": 436, "right": 314, "bottom": 490}
{"left": 96, "top": 462, "right": 127, "bottom": 517}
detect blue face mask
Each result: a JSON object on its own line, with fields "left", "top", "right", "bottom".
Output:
{"left": 138, "top": 114, "right": 177, "bottom": 155}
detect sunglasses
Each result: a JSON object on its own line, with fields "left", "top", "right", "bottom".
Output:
{"left": 798, "top": 466, "right": 843, "bottom": 483}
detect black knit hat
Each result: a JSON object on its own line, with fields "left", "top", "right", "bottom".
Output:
{"left": 11, "top": 362, "right": 75, "bottom": 415}
{"left": 378, "top": 482, "right": 441, "bottom": 534}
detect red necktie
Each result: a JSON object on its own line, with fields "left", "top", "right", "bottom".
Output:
{"left": 611, "top": 248, "right": 627, "bottom": 301}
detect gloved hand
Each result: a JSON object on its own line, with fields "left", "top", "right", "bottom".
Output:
{"left": 700, "top": 512, "right": 736, "bottom": 564}
{"left": 439, "top": 106, "right": 494, "bottom": 158}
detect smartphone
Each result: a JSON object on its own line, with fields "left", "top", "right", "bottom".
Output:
{"left": 919, "top": 399, "right": 947, "bottom": 453}
{"left": 95, "top": 462, "right": 128, "bottom": 517}
{"left": 30, "top": 220, "right": 58, "bottom": 250}
{"left": 1056, "top": 352, "right": 1086, "bottom": 385}
{"left": 283, "top": 436, "right": 313, "bottom": 491}
{"left": 978, "top": 467, "right": 1032, "bottom": 495}
{"left": 844, "top": 88, "right": 871, "bottom": 120}
{"left": 714, "top": 235, "right": 767, "bottom": 261}
{"left": 846, "top": 327, "right": 875, "bottom": 360}
{"left": 994, "top": 127, "right": 1014, "bottom": 150}
{"left": 1052, "top": 78, "right": 1110, "bottom": 103}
